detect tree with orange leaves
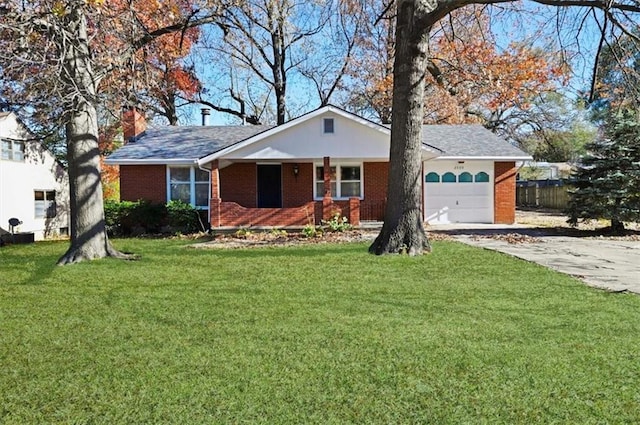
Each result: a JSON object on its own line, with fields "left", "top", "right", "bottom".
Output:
{"left": 349, "top": 3, "right": 568, "bottom": 133}
{"left": 97, "top": 1, "right": 202, "bottom": 125}
{"left": 370, "top": 0, "right": 640, "bottom": 256}
{"left": 0, "top": 0, "right": 222, "bottom": 264}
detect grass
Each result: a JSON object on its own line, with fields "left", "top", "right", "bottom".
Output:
{"left": 1, "top": 238, "right": 640, "bottom": 424}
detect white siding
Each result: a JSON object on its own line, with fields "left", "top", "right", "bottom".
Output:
{"left": 223, "top": 113, "right": 394, "bottom": 161}
{"left": 0, "top": 114, "right": 69, "bottom": 240}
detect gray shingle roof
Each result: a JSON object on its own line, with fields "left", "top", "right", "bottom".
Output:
{"left": 107, "top": 120, "right": 529, "bottom": 162}
{"left": 107, "top": 125, "right": 273, "bottom": 161}
{"left": 422, "top": 125, "right": 528, "bottom": 157}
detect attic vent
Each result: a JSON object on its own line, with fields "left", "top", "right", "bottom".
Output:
{"left": 323, "top": 118, "right": 334, "bottom": 134}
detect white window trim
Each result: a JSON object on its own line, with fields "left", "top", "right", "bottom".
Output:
{"left": 313, "top": 162, "right": 364, "bottom": 200}
{"left": 166, "top": 166, "right": 210, "bottom": 210}
{"left": 322, "top": 118, "right": 335, "bottom": 135}
{"left": 1, "top": 139, "right": 25, "bottom": 162}
{"left": 34, "top": 190, "right": 56, "bottom": 219}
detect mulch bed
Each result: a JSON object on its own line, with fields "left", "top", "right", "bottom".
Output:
{"left": 187, "top": 224, "right": 640, "bottom": 250}
{"left": 191, "top": 230, "right": 379, "bottom": 249}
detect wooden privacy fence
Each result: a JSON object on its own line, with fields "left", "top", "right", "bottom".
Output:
{"left": 517, "top": 182, "right": 571, "bottom": 210}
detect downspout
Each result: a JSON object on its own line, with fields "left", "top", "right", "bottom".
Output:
{"left": 197, "top": 160, "right": 212, "bottom": 232}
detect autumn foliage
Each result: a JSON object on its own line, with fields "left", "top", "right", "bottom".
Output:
{"left": 351, "top": 4, "right": 568, "bottom": 125}
{"left": 423, "top": 9, "right": 568, "bottom": 124}
{"left": 94, "top": 1, "right": 201, "bottom": 124}
{"left": 98, "top": 123, "right": 121, "bottom": 201}
{"left": 92, "top": 1, "right": 202, "bottom": 196}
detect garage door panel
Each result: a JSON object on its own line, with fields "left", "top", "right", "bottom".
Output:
{"left": 425, "top": 206, "right": 492, "bottom": 223}
{"left": 423, "top": 162, "right": 494, "bottom": 224}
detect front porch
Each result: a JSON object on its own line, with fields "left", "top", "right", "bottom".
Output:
{"left": 207, "top": 157, "right": 386, "bottom": 228}
{"left": 210, "top": 198, "right": 363, "bottom": 228}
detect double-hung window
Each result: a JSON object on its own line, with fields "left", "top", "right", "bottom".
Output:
{"left": 1, "top": 139, "right": 24, "bottom": 161}
{"left": 167, "top": 166, "right": 210, "bottom": 209}
{"left": 35, "top": 190, "right": 56, "bottom": 218}
{"left": 314, "top": 163, "right": 362, "bottom": 199}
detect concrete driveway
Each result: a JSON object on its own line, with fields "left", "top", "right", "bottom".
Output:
{"left": 429, "top": 222, "right": 640, "bottom": 294}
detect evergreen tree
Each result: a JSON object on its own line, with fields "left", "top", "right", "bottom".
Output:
{"left": 567, "top": 110, "right": 640, "bottom": 232}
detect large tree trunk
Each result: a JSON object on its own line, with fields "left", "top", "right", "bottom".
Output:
{"left": 369, "top": 0, "right": 435, "bottom": 256}
{"left": 57, "top": 6, "right": 129, "bottom": 265}
{"left": 58, "top": 103, "right": 125, "bottom": 264}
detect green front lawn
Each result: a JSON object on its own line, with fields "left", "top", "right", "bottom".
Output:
{"left": 1, "top": 239, "right": 639, "bottom": 424}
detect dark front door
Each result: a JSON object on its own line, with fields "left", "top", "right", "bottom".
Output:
{"left": 257, "top": 164, "right": 282, "bottom": 208}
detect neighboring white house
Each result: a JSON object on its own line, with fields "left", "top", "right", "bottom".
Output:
{"left": 0, "top": 112, "right": 69, "bottom": 241}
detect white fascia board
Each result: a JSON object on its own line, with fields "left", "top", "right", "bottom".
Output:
{"left": 104, "top": 158, "right": 198, "bottom": 166}
{"left": 198, "top": 105, "right": 390, "bottom": 166}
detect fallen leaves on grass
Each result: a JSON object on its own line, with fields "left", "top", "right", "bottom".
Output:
{"left": 471, "top": 233, "right": 542, "bottom": 244}
{"left": 192, "top": 230, "right": 379, "bottom": 249}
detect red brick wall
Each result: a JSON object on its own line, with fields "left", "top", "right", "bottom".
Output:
{"left": 282, "top": 163, "right": 313, "bottom": 207}
{"left": 494, "top": 161, "right": 516, "bottom": 224}
{"left": 362, "top": 162, "right": 388, "bottom": 220}
{"left": 220, "top": 162, "right": 315, "bottom": 208}
{"left": 364, "top": 162, "right": 388, "bottom": 201}
{"left": 122, "top": 108, "right": 146, "bottom": 141}
{"left": 216, "top": 198, "right": 361, "bottom": 227}
{"left": 220, "top": 163, "right": 257, "bottom": 207}
{"left": 119, "top": 165, "right": 166, "bottom": 203}
{"left": 218, "top": 201, "right": 317, "bottom": 227}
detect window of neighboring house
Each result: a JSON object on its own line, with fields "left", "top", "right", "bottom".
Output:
{"left": 167, "top": 166, "right": 210, "bottom": 209}
{"left": 35, "top": 190, "right": 56, "bottom": 219}
{"left": 323, "top": 118, "right": 335, "bottom": 134}
{"left": 1, "top": 139, "right": 24, "bottom": 161}
{"left": 314, "top": 164, "right": 363, "bottom": 199}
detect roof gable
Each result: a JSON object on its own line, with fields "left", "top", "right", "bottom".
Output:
{"left": 201, "top": 106, "right": 393, "bottom": 163}
{"left": 0, "top": 112, "right": 32, "bottom": 140}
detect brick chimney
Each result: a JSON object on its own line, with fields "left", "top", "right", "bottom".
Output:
{"left": 122, "top": 107, "right": 146, "bottom": 143}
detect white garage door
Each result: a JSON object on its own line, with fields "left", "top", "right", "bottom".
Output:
{"left": 423, "top": 162, "right": 493, "bottom": 224}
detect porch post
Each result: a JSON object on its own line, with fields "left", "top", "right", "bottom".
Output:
{"left": 349, "top": 197, "right": 360, "bottom": 226}
{"left": 322, "top": 156, "right": 333, "bottom": 220}
{"left": 209, "top": 159, "right": 222, "bottom": 227}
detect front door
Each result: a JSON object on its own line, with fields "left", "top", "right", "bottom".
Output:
{"left": 257, "top": 164, "right": 282, "bottom": 208}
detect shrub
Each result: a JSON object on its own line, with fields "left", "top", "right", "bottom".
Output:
{"left": 269, "top": 228, "right": 288, "bottom": 237}
{"left": 166, "top": 200, "right": 201, "bottom": 234}
{"left": 322, "top": 211, "right": 352, "bottom": 232}
{"left": 302, "top": 224, "right": 322, "bottom": 238}
{"left": 104, "top": 200, "right": 204, "bottom": 236}
{"left": 235, "top": 228, "right": 253, "bottom": 238}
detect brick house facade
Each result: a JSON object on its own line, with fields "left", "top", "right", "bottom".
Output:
{"left": 107, "top": 106, "right": 530, "bottom": 228}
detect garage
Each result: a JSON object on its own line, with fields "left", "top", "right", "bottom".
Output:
{"left": 423, "top": 161, "right": 494, "bottom": 224}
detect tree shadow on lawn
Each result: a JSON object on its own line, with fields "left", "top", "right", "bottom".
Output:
{"left": 0, "top": 242, "right": 61, "bottom": 285}
{"left": 188, "top": 241, "right": 372, "bottom": 258}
